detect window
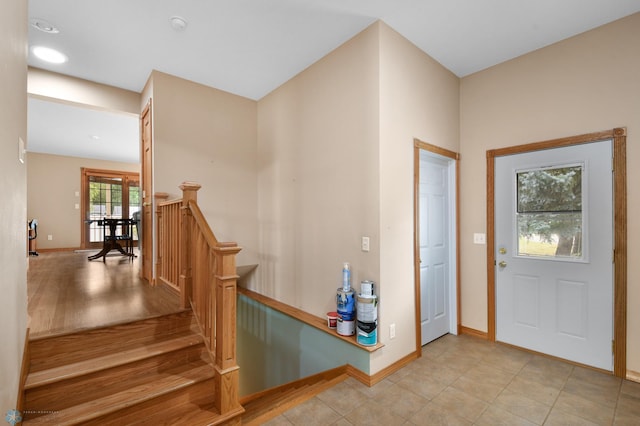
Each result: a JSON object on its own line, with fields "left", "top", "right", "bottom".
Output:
{"left": 516, "top": 164, "right": 584, "bottom": 260}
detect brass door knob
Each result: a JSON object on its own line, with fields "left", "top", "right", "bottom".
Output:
{"left": 498, "top": 261, "right": 507, "bottom": 268}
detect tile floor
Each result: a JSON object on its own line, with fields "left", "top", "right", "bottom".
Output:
{"left": 266, "top": 334, "right": 640, "bottom": 425}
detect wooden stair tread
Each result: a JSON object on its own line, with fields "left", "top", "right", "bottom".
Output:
{"left": 29, "top": 311, "right": 197, "bottom": 372}
{"left": 25, "top": 333, "right": 204, "bottom": 389}
{"left": 23, "top": 364, "right": 216, "bottom": 425}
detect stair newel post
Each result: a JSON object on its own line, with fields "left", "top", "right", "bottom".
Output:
{"left": 178, "top": 182, "right": 201, "bottom": 309}
{"left": 213, "top": 242, "right": 242, "bottom": 415}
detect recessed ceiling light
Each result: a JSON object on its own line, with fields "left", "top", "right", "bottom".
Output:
{"left": 89, "top": 135, "right": 101, "bottom": 141}
{"left": 169, "top": 16, "right": 188, "bottom": 32}
{"left": 30, "top": 18, "right": 60, "bottom": 34}
{"left": 32, "top": 46, "right": 68, "bottom": 64}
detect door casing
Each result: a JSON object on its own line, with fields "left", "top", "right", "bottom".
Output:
{"left": 486, "top": 128, "right": 627, "bottom": 377}
{"left": 141, "top": 101, "right": 153, "bottom": 283}
{"left": 413, "top": 138, "right": 461, "bottom": 356}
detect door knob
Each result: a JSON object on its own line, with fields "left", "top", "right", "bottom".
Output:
{"left": 498, "top": 261, "right": 507, "bottom": 268}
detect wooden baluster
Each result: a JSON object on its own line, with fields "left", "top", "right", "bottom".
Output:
{"left": 179, "top": 182, "right": 201, "bottom": 309}
{"left": 154, "top": 193, "right": 169, "bottom": 285}
{"left": 213, "top": 242, "right": 242, "bottom": 415}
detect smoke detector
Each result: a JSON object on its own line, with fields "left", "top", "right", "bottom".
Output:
{"left": 169, "top": 16, "right": 188, "bottom": 32}
{"left": 30, "top": 18, "right": 60, "bottom": 34}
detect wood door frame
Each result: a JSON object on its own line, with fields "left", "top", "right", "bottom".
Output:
{"left": 413, "top": 138, "right": 461, "bottom": 357}
{"left": 486, "top": 128, "right": 627, "bottom": 377}
{"left": 141, "top": 100, "right": 153, "bottom": 283}
{"left": 80, "top": 167, "right": 140, "bottom": 249}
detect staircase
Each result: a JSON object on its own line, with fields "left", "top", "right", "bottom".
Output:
{"left": 22, "top": 311, "right": 239, "bottom": 425}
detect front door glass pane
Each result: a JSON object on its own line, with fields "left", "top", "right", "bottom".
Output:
{"left": 88, "top": 176, "right": 123, "bottom": 243}
{"left": 516, "top": 164, "right": 584, "bottom": 259}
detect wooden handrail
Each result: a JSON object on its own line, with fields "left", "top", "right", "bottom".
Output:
{"left": 155, "top": 182, "right": 242, "bottom": 417}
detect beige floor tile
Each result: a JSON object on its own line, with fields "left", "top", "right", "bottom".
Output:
{"left": 553, "top": 391, "right": 615, "bottom": 425}
{"left": 450, "top": 374, "right": 505, "bottom": 403}
{"left": 570, "top": 366, "right": 622, "bottom": 389}
{"left": 316, "top": 380, "right": 369, "bottom": 416}
{"left": 343, "top": 399, "right": 410, "bottom": 425}
{"left": 544, "top": 407, "right": 600, "bottom": 426}
{"left": 506, "top": 376, "right": 561, "bottom": 406}
{"left": 430, "top": 386, "right": 489, "bottom": 422}
{"left": 282, "top": 397, "right": 341, "bottom": 426}
{"left": 563, "top": 376, "right": 620, "bottom": 408}
{"left": 331, "top": 419, "right": 355, "bottom": 426}
{"left": 435, "top": 351, "right": 479, "bottom": 374}
{"left": 474, "top": 405, "right": 537, "bottom": 426}
{"left": 413, "top": 359, "right": 463, "bottom": 386}
{"left": 359, "top": 377, "right": 396, "bottom": 397}
{"left": 274, "top": 335, "right": 636, "bottom": 426}
{"left": 385, "top": 362, "right": 419, "bottom": 383}
{"left": 462, "top": 361, "right": 516, "bottom": 387}
{"left": 517, "top": 357, "right": 573, "bottom": 389}
{"left": 614, "top": 411, "right": 640, "bottom": 426}
{"left": 263, "top": 415, "right": 294, "bottom": 425}
{"left": 395, "top": 370, "right": 449, "bottom": 400}
{"left": 371, "top": 383, "right": 428, "bottom": 420}
{"left": 481, "top": 346, "right": 532, "bottom": 374}
{"left": 615, "top": 392, "right": 640, "bottom": 418}
{"left": 408, "top": 401, "right": 471, "bottom": 426}
{"left": 494, "top": 388, "right": 551, "bottom": 425}
{"left": 620, "top": 379, "right": 640, "bottom": 399}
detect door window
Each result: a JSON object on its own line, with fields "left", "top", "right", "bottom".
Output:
{"left": 81, "top": 168, "right": 140, "bottom": 248}
{"left": 516, "top": 163, "right": 584, "bottom": 260}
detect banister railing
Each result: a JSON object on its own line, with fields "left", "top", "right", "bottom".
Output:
{"left": 155, "top": 182, "right": 243, "bottom": 417}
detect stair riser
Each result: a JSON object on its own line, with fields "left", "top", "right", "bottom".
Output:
{"left": 29, "top": 311, "right": 197, "bottom": 372}
{"left": 25, "top": 344, "right": 208, "bottom": 413}
{"left": 80, "top": 378, "right": 217, "bottom": 425}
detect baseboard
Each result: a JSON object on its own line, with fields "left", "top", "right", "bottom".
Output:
{"left": 39, "top": 247, "right": 82, "bottom": 253}
{"left": 627, "top": 369, "right": 640, "bottom": 383}
{"left": 239, "top": 365, "right": 348, "bottom": 405}
{"left": 459, "top": 326, "right": 488, "bottom": 340}
{"left": 346, "top": 351, "right": 419, "bottom": 387}
{"left": 16, "top": 328, "right": 30, "bottom": 412}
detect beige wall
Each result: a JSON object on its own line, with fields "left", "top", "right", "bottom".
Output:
{"left": 0, "top": 0, "right": 27, "bottom": 415}
{"left": 147, "top": 71, "right": 259, "bottom": 267}
{"left": 376, "top": 23, "right": 460, "bottom": 372}
{"left": 28, "top": 68, "right": 140, "bottom": 115}
{"left": 257, "top": 24, "right": 381, "bottom": 314}
{"left": 257, "top": 22, "right": 460, "bottom": 374}
{"left": 459, "top": 13, "right": 640, "bottom": 374}
{"left": 27, "top": 153, "right": 140, "bottom": 250}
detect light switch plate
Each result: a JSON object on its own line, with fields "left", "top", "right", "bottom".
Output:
{"left": 473, "top": 233, "right": 486, "bottom": 244}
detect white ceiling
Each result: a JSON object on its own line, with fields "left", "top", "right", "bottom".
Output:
{"left": 27, "top": 0, "right": 640, "bottom": 163}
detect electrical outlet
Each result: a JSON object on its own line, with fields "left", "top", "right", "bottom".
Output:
{"left": 390, "top": 323, "right": 396, "bottom": 339}
{"left": 361, "top": 236, "right": 370, "bottom": 252}
{"left": 47, "top": 235, "right": 53, "bottom": 241}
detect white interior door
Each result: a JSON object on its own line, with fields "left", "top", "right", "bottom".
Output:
{"left": 495, "top": 140, "right": 613, "bottom": 370}
{"left": 420, "top": 152, "right": 455, "bottom": 345}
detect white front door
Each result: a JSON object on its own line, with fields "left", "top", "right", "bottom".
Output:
{"left": 420, "top": 152, "right": 454, "bottom": 345}
{"left": 495, "top": 140, "right": 613, "bottom": 370}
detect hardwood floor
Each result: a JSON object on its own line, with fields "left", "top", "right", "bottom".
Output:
{"left": 27, "top": 251, "right": 182, "bottom": 338}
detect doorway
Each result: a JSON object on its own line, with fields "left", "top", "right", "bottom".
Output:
{"left": 81, "top": 168, "right": 140, "bottom": 249}
{"left": 413, "top": 139, "right": 460, "bottom": 353}
{"left": 487, "top": 128, "right": 627, "bottom": 377}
